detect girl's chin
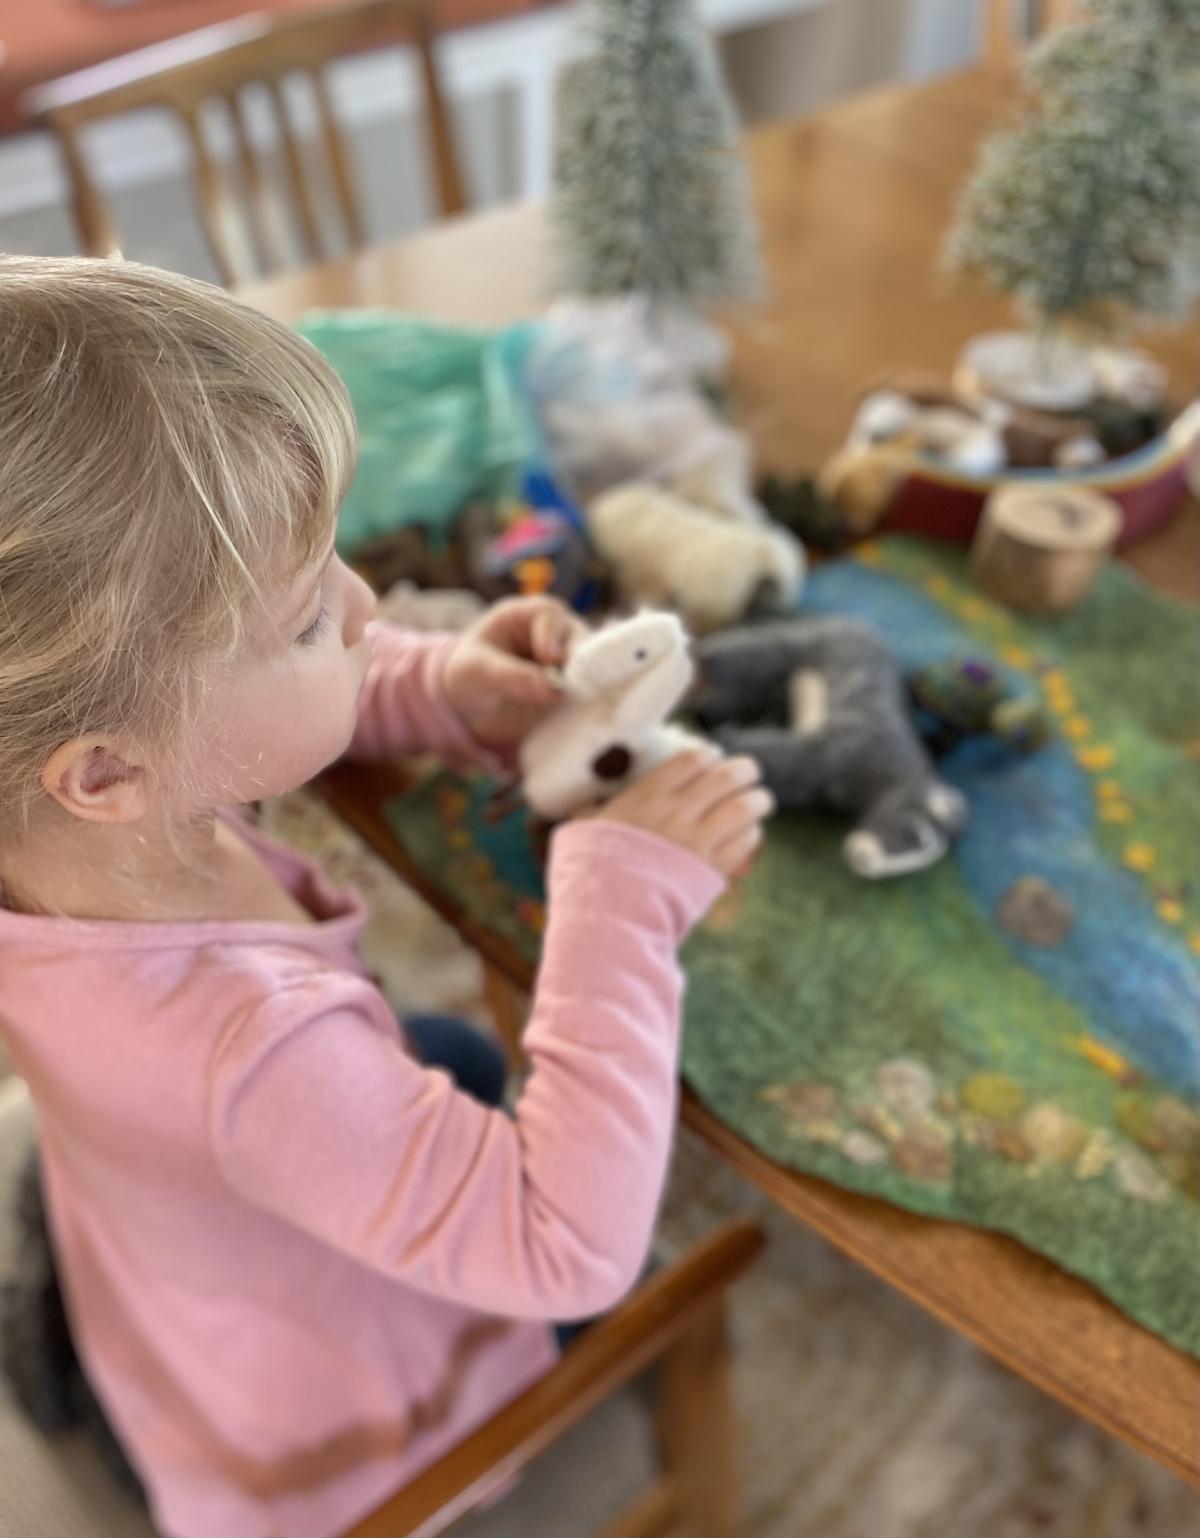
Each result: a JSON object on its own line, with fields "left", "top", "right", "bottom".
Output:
{"left": 228, "top": 739, "right": 354, "bottom": 803}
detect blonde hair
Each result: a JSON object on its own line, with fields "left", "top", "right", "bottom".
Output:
{"left": 0, "top": 255, "right": 356, "bottom": 833}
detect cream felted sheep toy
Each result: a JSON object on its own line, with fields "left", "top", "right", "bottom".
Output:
{"left": 520, "top": 609, "right": 699, "bottom": 821}
{"left": 587, "top": 483, "right": 805, "bottom": 635}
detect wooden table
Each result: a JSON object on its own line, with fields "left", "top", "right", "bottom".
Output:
{"left": 242, "top": 67, "right": 1200, "bottom": 1490}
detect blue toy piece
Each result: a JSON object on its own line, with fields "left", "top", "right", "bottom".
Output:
{"left": 480, "top": 467, "right": 603, "bottom": 611}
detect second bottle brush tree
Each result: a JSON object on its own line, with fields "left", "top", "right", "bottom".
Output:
{"left": 945, "top": 0, "right": 1200, "bottom": 410}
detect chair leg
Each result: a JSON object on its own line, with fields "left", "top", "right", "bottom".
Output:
{"left": 652, "top": 1300, "right": 741, "bottom": 1538}
{"left": 602, "top": 1476, "right": 676, "bottom": 1538}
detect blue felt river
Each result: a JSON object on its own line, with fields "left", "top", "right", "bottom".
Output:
{"left": 803, "top": 560, "right": 1200, "bottom": 1100}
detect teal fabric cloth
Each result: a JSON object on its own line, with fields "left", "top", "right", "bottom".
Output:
{"left": 297, "top": 312, "right": 541, "bottom": 552}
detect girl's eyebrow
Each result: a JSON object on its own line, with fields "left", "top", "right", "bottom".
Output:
{"left": 285, "top": 543, "right": 337, "bottom": 626}
{"left": 287, "top": 575, "right": 323, "bottom": 628}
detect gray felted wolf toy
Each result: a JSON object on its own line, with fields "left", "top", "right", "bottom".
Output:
{"left": 691, "top": 617, "right": 968, "bottom": 878}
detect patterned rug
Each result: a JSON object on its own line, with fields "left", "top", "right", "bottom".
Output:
{"left": 382, "top": 539, "right": 1200, "bottom": 1356}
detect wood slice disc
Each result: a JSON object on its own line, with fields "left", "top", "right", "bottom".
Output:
{"left": 970, "top": 483, "right": 1121, "bottom": 614}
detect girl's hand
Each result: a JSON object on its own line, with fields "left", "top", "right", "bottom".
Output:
{"left": 590, "top": 750, "right": 774, "bottom": 879}
{"left": 443, "top": 597, "right": 586, "bottom": 748}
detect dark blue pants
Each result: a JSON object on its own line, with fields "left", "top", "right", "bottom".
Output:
{"left": 405, "top": 1014, "right": 510, "bottom": 1109}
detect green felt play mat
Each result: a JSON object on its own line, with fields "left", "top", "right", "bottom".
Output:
{"left": 383, "top": 539, "right": 1200, "bottom": 1355}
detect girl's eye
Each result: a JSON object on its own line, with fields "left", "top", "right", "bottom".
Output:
{"left": 296, "top": 606, "right": 330, "bottom": 647}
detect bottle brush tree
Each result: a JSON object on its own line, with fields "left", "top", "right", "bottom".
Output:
{"left": 946, "top": 0, "right": 1200, "bottom": 338}
{"left": 552, "top": 0, "right": 762, "bottom": 311}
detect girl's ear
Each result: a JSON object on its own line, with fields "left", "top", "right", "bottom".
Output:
{"left": 40, "top": 737, "right": 152, "bottom": 824}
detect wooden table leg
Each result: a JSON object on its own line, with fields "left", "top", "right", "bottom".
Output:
{"left": 652, "top": 1300, "right": 740, "bottom": 1538}
{"left": 482, "top": 960, "right": 528, "bottom": 1067}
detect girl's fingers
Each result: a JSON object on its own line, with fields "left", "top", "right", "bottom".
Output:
{"left": 699, "top": 787, "right": 775, "bottom": 848}
{"left": 711, "top": 822, "right": 764, "bottom": 875}
{"left": 631, "top": 746, "right": 723, "bottom": 799}
{"left": 530, "top": 605, "right": 582, "bottom": 667}
{"left": 483, "top": 596, "right": 575, "bottom": 663}
{"left": 485, "top": 652, "right": 563, "bottom": 706}
{"left": 673, "top": 757, "right": 764, "bottom": 822}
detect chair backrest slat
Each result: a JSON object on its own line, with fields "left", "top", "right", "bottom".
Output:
{"left": 177, "top": 101, "right": 244, "bottom": 285}
{"left": 312, "top": 67, "right": 366, "bottom": 247}
{"left": 29, "top": 0, "right": 467, "bottom": 285}
{"left": 266, "top": 74, "right": 324, "bottom": 263}
{"left": 410, "top": 2, "right": 468, "bottom": 220}
{"left": 225, "top": 90, "right": 289, "bottom": 275}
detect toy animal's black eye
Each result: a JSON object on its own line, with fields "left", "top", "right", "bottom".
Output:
{"left": 634, "top": 648, "right": 648, "bottom": 661}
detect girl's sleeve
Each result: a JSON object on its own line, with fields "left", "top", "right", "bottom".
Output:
{"left": 347, "top": 621, "right": 501, "bottom": 770}
{"left": 208, "top": 822, "right": 724, "bottom": 1321}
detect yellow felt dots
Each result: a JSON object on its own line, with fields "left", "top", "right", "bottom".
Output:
{"left": 438, "top": 787, "right": 468, "bottom": 819}
{"left": 1096, "top": 779, "right": 1132, "bottom": 822}
{"left": 1041, "top": 669, "right": 1074, "bottom": 712}
{"left": 1189, "top": 932, "right": 1200, "bottom": 956}
{"left": 1157, "top": 899, "right": 1184, "bottom": 925}
{"left": 1063, "top": 716, "right": 1092, "bottom": 741}
{"left": 1076, "top": 1036, "right": 1132, "bottom": 1080}
{"left": 1001, "top": 645, "right": 1034, "bottom": 671}
{"left": 925, "top": 573, "right": 951, "bottom": 595}
{"left": 517, "top": 898, "right": 546, "bottom": 935}
{"left": 1046, "top": 691, "right": 1075, "bottom": 716}
{"left": 1123, "top": 843, "right": 1156, "bottom": 871}
{"left": 1077, "top": 744, "right": 1116, "bottom": 772}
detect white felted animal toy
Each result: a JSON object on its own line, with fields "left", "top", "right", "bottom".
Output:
{"left": 587, "top": 483, "right": 805, "bottom": 636}
{"left": 520, "top": 609, "right": 700, "bottom": 821}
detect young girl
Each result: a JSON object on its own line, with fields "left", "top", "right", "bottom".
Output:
{"left": 0, "top": 256, "right": 771, "bottom": 1538}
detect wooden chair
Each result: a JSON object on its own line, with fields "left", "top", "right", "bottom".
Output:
{"left": 347, "top": 1219, "right": 766, "bottom": 1538}
{"left": 0, "top": 1074, "right": 762, "bottom": 1538}
{"left": 27, "top": 0, "right": 468, "bottom": 287}
{"left": 0, "top": 772, "right": 765, "bottom": 1538}
{"left": 984, "top": 0, "right": 1080, "bottom": 64}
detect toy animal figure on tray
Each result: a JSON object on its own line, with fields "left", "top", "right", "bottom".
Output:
{"left": 587, "top": 483, "right": 806, "bottom": 635}
{"left": 520, "top": 609, "right": 700, "bottom": 820}
{"left": 692, "top": 617, "right": 968, "bottom": 878}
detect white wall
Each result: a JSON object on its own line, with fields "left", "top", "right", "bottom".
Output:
{"left": 0, "top": 0, "right": 983, "bottom": 281}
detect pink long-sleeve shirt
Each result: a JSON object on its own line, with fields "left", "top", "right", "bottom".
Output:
{"left": 0, "top": 625, "right": 722, "bottom": 1538}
